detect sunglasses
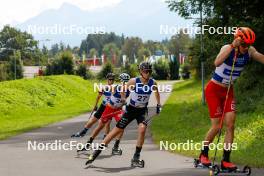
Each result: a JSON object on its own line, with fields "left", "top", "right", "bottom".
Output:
{"left": 142, "top": 70, "right": 152, "bottom": 74}
{"left": 108, "top": 79, "right": 114, "bottom": 81}
{"left": 241, "top": 43, "right": 250, "bottom": 48}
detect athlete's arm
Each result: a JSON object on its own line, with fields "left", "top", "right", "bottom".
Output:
{"left": 214, "top": 45, "right": 234, "bottom": 67}
{"left": 214, "top": 38, "right": 242, "bottom": 66}
{"left": 249, "top": 46, "right": 264, "bottom": 64}
{"left": 94, "top": 90, "right": 103, "bottom": 109}
{"left": 121, "top": 78, "right": 136, "bottom": 103}
{"left": 153, "top": 81, "right": 161, "bottom": 105}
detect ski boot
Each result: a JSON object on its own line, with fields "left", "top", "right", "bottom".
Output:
{"left": 85, "top": 148, "right": 103, "bottom": 165}
{"left": 131, "top": 153, "right": 145, "bottom": 168}
{"left": 77, "top": 142, "right": 92, "bottom": 156}
{"left": 194, "top": 154, "right": 212, "bottom": 168}
{"left": 71, "top": 128, "right": 88, "bottom": 138}
{"left": 112, "top": 140, "right": 122, "bottom": 155}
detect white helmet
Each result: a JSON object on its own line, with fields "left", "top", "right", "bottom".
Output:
{"left": 119, "top": 73, "right": 130, "bottom": 82}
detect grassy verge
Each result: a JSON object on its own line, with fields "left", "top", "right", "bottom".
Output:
{"left": 0, "top": 75, "right": 97, "bottom": 140}
{"left": 151, "top": 79, "right": 264, "bottom": 167}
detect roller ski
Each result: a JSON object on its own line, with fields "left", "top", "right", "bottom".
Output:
{"left": 76, "top": 142, "right": 92, "bottom": 156}
{"left": 194, "top": 154, "right": 212, "bottom": 169}
{"left": 85, "top": 149, "right": 102, "bottom": 165}
{"left": 111, "top": 140, "right": 122, "bottom": 155}
{"left": 112, "top": 146, "right": 122, "bottom": 155}
{"left": 131, "top": 153, "right": 145, "bottom": 168}
{"left": 209, "top": 161, "right": 251, "bottom": 176}
{"left": 71, "top": 128, "right": 88, "bottom": 138}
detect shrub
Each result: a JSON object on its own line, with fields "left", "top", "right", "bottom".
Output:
{"left": 180, "top": 63, "right": 191, "bottom": 79}
{"left": 45, "top": 51, "right": 74, "bottom": 75}
{"left": 153, "top": 59, "right": 170, "bottom": 80}
{"left": 169, "top": 56, "right": 180, "bottom": 80}
{"left": 0, "top": 63, "right": 9, "bottom": 81}
{"left": 121, "top": 63, "right": 138, "bottom": 78}
{"left": 76, "top": 64, "right": 94, "bottom": 79}
{"left": 97, "top": 62, "right": 114, "bottom": 80}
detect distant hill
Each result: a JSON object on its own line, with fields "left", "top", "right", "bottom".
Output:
{"left": 16, "top": 0, "right": 193, "bottom": 47}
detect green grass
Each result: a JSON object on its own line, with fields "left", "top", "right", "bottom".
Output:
{"left": 0, "top": 75, "right": 97, "bottom": 140}
{"left": 151, "top": 79, "right": 264, "bottom": 167}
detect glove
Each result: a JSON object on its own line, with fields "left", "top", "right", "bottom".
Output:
{"left": 156, "top": 104, "right": 161, "bottom": 114}
{"left": 93, "top": 105, "right": 98, "bottom": 111}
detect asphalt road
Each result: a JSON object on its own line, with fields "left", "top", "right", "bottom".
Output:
{"left": 0, "top": 81, "right": 263, "bottom": 176}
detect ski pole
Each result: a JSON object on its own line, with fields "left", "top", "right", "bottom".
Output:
{"left": 211, "top": 48, "right": 238, "bottom": 167}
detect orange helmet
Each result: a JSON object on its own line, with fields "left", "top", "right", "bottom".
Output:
{"left": 234, "top": 27, "right": 255, "bottom": 45}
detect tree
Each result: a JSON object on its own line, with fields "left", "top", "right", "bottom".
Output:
{"left": 168, "top": 30, "right": 192, "bottom": 56}
{"left": 0, "top": 25, "right": 38, "bottom": 64}
{"left": 153, "top": 59, "right": 170, "bottom": 80}
{"left": 76, "top": 64, "right": 93, "bottom": 79}
{"left": 8, "top": 51, "right": 23, "bottom": 79}
{"left": 138, "top": 47, "right": 151, "bottom": 63}
{"left": 121, "top": 63, "right": 138, "bottom": 78}
{"left": 0, "top": 62, "right": 9, "bottom": 81}
{"left": 89, "top": 48, "right": 98, "bottom": 58}
{"left": 60, "top": 51, "right": 74, "bottom": 74}
{"left": 166, "top": 0, "right": 264, "bottom": 78}
{"left": 79, "top": 32, "right": 125, "bottom": 57}
{"left": 42, "top": 45, "right": 49, "bottom": 56}
{"left": 169, "top": 56, "right": 180, "bottom": 80}
{"left": 122, "top": 37, "right": 143, "bottom": 63}
{"left": 50, "top": 44, "right": 59, "bottom": 56}
{"left": 45, "top": 51, "right": 74, "bottom": 75}
{"left": 97, "top": 62, "right": 114, "bottom": 80}
{"left": 102, "top": 43, "right": 120, "bottom": 65}
{"left": 167, "top": 0, "right": 264, "bottom": 111}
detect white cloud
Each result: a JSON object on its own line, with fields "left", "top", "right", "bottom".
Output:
{"left": 0, "top": 0, "right": 122, "bottom": 26}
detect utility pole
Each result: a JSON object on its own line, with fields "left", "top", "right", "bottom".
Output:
{"left": 200, "top": 2, "right": 205, "bottom": 105}
{"left": 14, "top": 51, "right": 16, "bottom": 80}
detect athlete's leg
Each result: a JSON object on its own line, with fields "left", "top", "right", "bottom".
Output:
{"left": 136, "top": 123, "right": 147, "bottom": 147}
{"left": 224, "top": 112, "right": 236, "bottom": 149}
{"left": 84, "top": 116, "right": 98, "bottom": 128}
{"left": 199, "top": 118, "right": 220, "bottom": 166}
{"left": 90, "top": 120, "right": 106, "bottom": 139}
{"left": 104, "top": 119, "right": 111, "bottom": 137}
{"left": 204, "top": 118, "right": 220, "bottom": 145}
{"left": 102, "top": 127, "right": 124, "bottom": 145}
{"left": 86, "top": 108, "right": 132, "bottom": 164}
{"left": 71, "top": 116, "right": 99, "bottom": 138}
{"left": 221, "top": 111, "right": 237, "bottom": 170}
{"left": 116, "top": 130, "right": 124, "bottom": 140}
{"left": 132, "top": 122, "right": 147, "bottom": 161}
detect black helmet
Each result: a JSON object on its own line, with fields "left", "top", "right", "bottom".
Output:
{"left": 119, "top": 73, "right": 130, "bottom": 82}
{"left": 138, "top": 62, "right": 152, "bottom": 71}
{"left": 106, "top": 73, "right": 115, "bottom": 79}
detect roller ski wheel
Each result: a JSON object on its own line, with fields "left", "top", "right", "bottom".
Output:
{"left": 112, "top": 148, "right": 122, "bottom": 155}
{"left": 211, "top": 165, "right": 251, "bottom": 176}
{"left": 209, "top": 165, "right": 220, "bottom": 176}
{"left": 131, "top": 159, "right": 145, "bottom": 168}
{"left": 243, "top": 166, "right": 251, "bottom": 176}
